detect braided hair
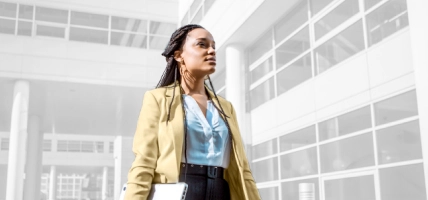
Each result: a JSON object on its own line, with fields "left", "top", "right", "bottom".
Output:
{"left": 156, "top": 24, "right": 234, "bottom": 179}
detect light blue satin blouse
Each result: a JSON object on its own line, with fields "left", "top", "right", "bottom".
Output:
{"left": 181, "top": 94, "right": 231, "bottom": 168}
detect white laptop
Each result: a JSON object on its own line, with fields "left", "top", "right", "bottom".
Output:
{"left": 119, "top": 183, "right": 188, "bottom": 200}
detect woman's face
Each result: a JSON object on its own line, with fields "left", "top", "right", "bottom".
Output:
{"left": 176, "top": 28, "right": 216, "bottom": 79}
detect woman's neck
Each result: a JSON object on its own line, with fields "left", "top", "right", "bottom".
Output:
{"left": 180, "top": 77, "right": 206, "bottom": 96}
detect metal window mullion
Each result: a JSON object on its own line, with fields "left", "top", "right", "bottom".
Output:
{"left": 108, "top": 15, "right": 111, "bottom": 45}
{"left": 32, "top": 4, "right": 35, "bottom": 36}
{"left": 360, "top": 0, "right": 369, "bottom": 49}
{"left": 14, "top": 2, "right": 19, "bottom": 35}
{"left": 147, "top": 20, "right": 150, "bottom": 49}
{"left": 66, "top": 8, "right": 70, "bottom": 40}
{"left": 277, "top": 136, "right": 282, "bottom": 199}
{"left": 271, "top": 29, "right": 278, "bottom": 98}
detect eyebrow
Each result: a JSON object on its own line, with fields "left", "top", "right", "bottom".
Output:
{"left": 195, "top": 38, "right": 215, "bottom": 44}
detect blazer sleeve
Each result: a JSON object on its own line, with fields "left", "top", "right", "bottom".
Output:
{"left": 125, "top": 91, "right": 160, "bottom": 200}
{"left": 229, "top": 103, "right": 261, "bottom": 200}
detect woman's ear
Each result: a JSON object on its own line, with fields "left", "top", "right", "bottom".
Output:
{"left": 174, "top": 50, "right": 182, "bottom": 63}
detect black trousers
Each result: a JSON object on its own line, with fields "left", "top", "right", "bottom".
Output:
{"left": 179, "top": 163, "right": 231, "bottom": 200}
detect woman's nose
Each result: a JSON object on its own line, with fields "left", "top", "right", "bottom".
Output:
{"left": 208, "top": 47, "right": 216, "bottom": 55}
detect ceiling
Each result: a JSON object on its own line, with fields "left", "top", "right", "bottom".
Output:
{"left": 0, "top": 77, "right": 149, "bottom": 136}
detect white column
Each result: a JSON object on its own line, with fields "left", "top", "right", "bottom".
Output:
{"left": 114, "top": 136, "right": 134, "bottom": 200}
{"left": 102, "top": 167, "right": 108, "bottom": 200}
{"left": 407, "top": 0, "right": 428, "bottom": 194}
{"left": 24, "top": 115, "right": 43, "bottom": 200}
{"left": 6, "top": 80, "right": 29, "bottom": 200}
{"left": 48, "top": 165, "right": 57, "bottom": 200}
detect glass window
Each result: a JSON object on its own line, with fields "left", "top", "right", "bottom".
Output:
{"left": 71, "top": 11, "right": 108, "bottom": 28}
{"left": 68, "top": 141, "right": 80, "bottom": 152}
{"left": 377, "top": 120, "right": 422, "bottom": 164}
{"left": 277, "top": 53, "right": 312, "bottom": 96}
{"left": 111, "top": 32, "right": 147, "bottom": 48}
{"left": 150, "top": 21, "right": 176, "bottom": 36}
{"left": 310, "top": 0, "right": 334, "bottom": 16}
{"left": 282, "top": 178, "right": 319, "bottom": 200}
{"left": 274, "top": 1, "right": 308, "bottom": 44}
{"left": 109, "top": 142, "right": 114, "bottom": 153}
{"left": 253, "top": 138, "right": 277, "bottom": 160}
{"left": 324, "top": 175, "right": 376, "bottom": 200}
{"left": 380, "top": 164, "right": 427, "bottom": 200}
{"left": 259, "top": 187, "right": 278, "bottom": 200}
{"left": 19, "top": 4, "right": 33, "bottom": 19}
{"left": 253, "top": 157, "right": 278, "bottom": 182}
{"left": 70, "top": 27, "right": 108, "bottom": 44}
{"left": 280, "top": 125, "right": 316, "bottom": 152}
{"left": 57, "top": 141, "right": 67, "bottom": 151}
{"left": 365, "top": 0, "right": 382, "bottom": 10}
{"left": 315, "top": 20, "right": 364, "bottom": 74}
{"left": 36, "top": 25, "right": 65, "bottom": 38}
{"left": 190, "top": 0, "right": 203, "bottom": 17}
{"left": 250, "top": 77, "right": 275, "bottom": 110}
{"left": 204, "top": 0, "right": 216, "bottom": 14}
{"left": 0, "top": 2, "right": 16, "bottom": 17}
{"left": 319, "top": 106, "right": 372, "bottom": 141}
{"left": 190, "top": 8, "right": 202, "bottom": 24}
{"left": 366, "top": 0, "right": 408, "bottom": 46}
{"left": 249, "top": 30, "right": 272, "bottom": 64}
{"left": 1, "top": 138, "right": 9, "bottom": 150}
{"left": 96, "top": 142, "right": 104, "bottom": 153}
{"left": 281, "top": 147, "right": 318, "bottom": 179}
{"left": 149, "top": 36, "right": 169, "bottom": 50}
{"left": 17, "top": 20, "right": 32, "bottom": 36}
{"left": 43, "top": 140, "right": 51, "bottom": 151}
{"left": 35, "top": 7, "right": 68, "bottom": 24}
{"left": 320, "top": 133, "right": 375, "bottom": 173}
{"left": 315, "top": 0, "right": 360, "bottom": 40}
{"left": 111, "top": 16, "right": 147, "bottom": 33}
{"left": 374, "top": 90, "right": 418, "bottom": 126}
{"left": 81, "top": 141, "right": 93, "bottom": 152}
{"left": 276, "top": 26, "right": 310, "bottom": 68}
{"left": 0, "top": 18, "right": 15, "bottom": 34}
{"left": 250, "top": 57, "right": 273, "bottom": 84}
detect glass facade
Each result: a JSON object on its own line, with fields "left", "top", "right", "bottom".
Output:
{"left": 181, "top": 0, "right": 217, "bottom": 25}
{"left": 0, "top": 1, "right": 176, "bottom": 49}
{"left": 247, "top": 0, "right": 410, "bottom": 110}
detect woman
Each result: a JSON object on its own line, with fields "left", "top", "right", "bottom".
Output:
{"left": 125, "top": 24, "right": 261, "bottom": 200}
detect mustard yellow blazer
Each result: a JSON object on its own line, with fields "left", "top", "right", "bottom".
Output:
{"left": 125, "top": 84, "right": 261, "bottom": 200}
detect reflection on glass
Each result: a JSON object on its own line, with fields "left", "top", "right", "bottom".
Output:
{"left": 111, "top": 32, "right": 147, "bottom": 48}
{"left": 310, "top": 0, "right": 334, "bottom": 16}
{"left": 250, "top": 57, "right": 273, "bottom": 84}
{"left": 253, "top": 138, "right": 277, "bottom": 160}
{"left": 315, "top": 0, "right": 359, "bottom": 40}
{"left": 0, "top": 18, "right": 15, "bottom": 34}
{"left": 276, "top": 26, "right": 310, "bottom": 68}
{"left": 280, "top": 125, "right": 315, "bottom": 152}
{"left": 319, "top": 106, "right": 372, "bottom": 141}
{"left": 71, "top": 11, "right": 109, "bottom": 28}
{"left": 366, "top": 0, "right": 408, "bottom": 46}
{"left": 19, "top": 4, "right": 33, "bottom": 19}
{"left": 320, "top": 133, "right": 374, "bottom": 173}
{"left": 324, "top": 175, "right": 376, "bottom": 200}
{"left": 249, "top": 30, "right": 272, "bottom": 64}
{"left": 259, "top": 187, "right": 278, "bottom": 200}
{"left": 149, "top": 21, "right": 176, "bottom": 35}
{"left": 111, "top": 16, "right": 147, "bottom": 33}
{"left": 250, "top": 77, "right": 275, "bottom": 110}
{"left": 365, "top": 0, "right": 382, "bottom": 10}
{"left": 17, "top": 20, "right": 32, "bottom": 36}
{"left": 374, "top": 90, "right": 418, "bottom": 126}
{"left": 190, "top": 8, "right": 202, "bottom": 24}
{"left": 36, "top": 25, "right": 65, "bottom": 38}
{"left": 149, "top": 36, "right": 169, "bottom": 50}
{"left": 253, "top": 157, "right": 278, "bottom": 182}
{"left": 36, "top": 7, "right": 68, "bottom": 24}
{"left": 274, "top": 1, "right": 308, "bottom": 44}
{"left": 377, "top": 120, "right": 422, "bottom": 164}
{"left": 0, "top": 2, "right": 16, "bottom": 17}
{"left": 70, "top": 27, "right": 108, "bottom": 44}
{"left": 277, "top": 53, "right": 312, "bottom": 96}
{"left": 282, "top": 178, "right": 319, "bottom": 200}
{"left": 380, "top": 164, "right": 427, "bottom": 200}
{"left": 281, "top": 147, "right": 318, "bottom": 179}
{"left": 315, "top": 20, "right": 364, "bottom": 74}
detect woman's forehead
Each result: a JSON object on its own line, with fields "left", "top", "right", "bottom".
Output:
{"left": 187, "top": 28, "right": 214, "bottom": 41}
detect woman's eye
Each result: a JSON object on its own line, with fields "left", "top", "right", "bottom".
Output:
{"left": 198, "top": 43, "right": 205, "bottom": 47}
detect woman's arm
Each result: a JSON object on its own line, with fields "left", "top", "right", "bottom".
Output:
{"left": 229, "top": 103, "right": 261, "bottom": 200}
{"left": 125, "top": 91, "right": 160, "bottom": 199}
